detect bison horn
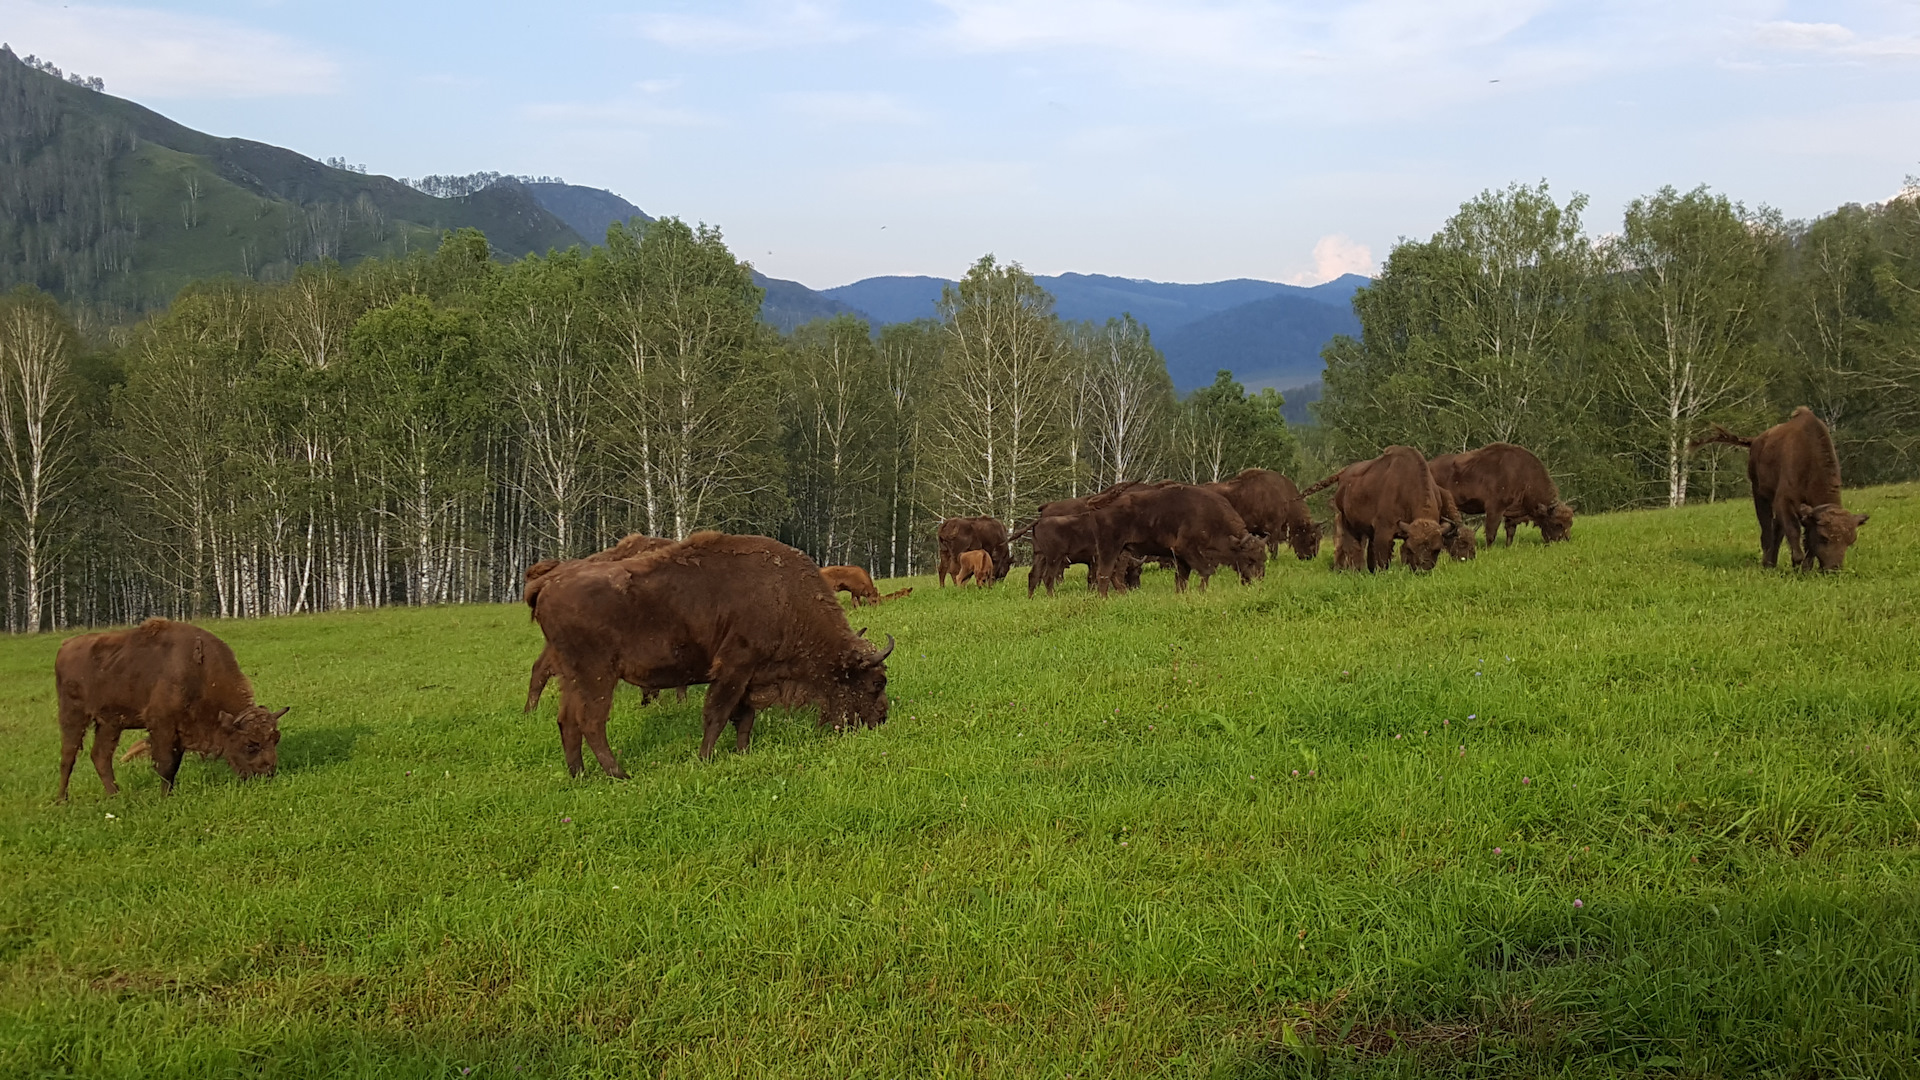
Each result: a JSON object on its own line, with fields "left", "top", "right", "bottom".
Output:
{"left": 878, "top": 634, "right": 895, "bottom": 662}
{"left": 269, "top": 706, "right": 290, "bottom": 721}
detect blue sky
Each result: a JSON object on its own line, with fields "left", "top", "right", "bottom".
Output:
{"left": 6, "top": 1, "right": 1918, "bottom": 288}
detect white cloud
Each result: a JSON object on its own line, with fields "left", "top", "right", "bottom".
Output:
{"left": 1748, "top": 19, "right": 1920, "bottom": 60}
{"left": 0, "top": 0, "right": 339, "bottom": 97}
{"left": 630, "top": 1, "right": 871, "bottom": 51}
{"left": 1286, "top": 234, "right": 1374, "bottom": 285}
{"left": 519, "top": 99, "right": 717, "bottom": 129}
{"left": 778, "top": 91, "right": 922, "bottom": 125}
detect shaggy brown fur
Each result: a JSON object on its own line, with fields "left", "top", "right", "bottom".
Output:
{"left": 56, "top": 618, "right": 287, "bottom": 800}
{"left": 1694, "top": 407, "right": 1868, "bottom": 571}
{"left": 937, "top": 517, "right": 1011, "bottom": 586}
{"left": 1086, "top": 484, "right": 1266, "bottom": 595}
{"left": 1314, "top": 447, "right": 1457, "bottom": 572}
{"left": 1028, "top": 512, "right": 1141, "bottom": 596}
{"left": 526, "top": 532, "right": 893, "bottom": 769}
{"left": 1206, "top": 468, "right": 1321, "bottom": 560}
{"left": 956, "top": 549, "right": 995, "bottom": 587}
{"left": 1427, "top": 444, "right": 1573, "bottom": 547}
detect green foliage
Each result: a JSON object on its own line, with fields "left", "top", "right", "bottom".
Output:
{"left": 5, "top": 488, "right": 1920, "bottom": 1074}
{"left": 1321, "top": 181, "right": 1920, "bottom": 512}
{"left": 1172, "top": 370, "right": 1299, "bottom": 482}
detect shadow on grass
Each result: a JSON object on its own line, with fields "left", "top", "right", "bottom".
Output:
{"left": 278, "top": 723, "right": 373, "bottom": 774}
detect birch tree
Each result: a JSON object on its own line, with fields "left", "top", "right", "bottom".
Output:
{"left": 1074, "top": 315, "right": 1174, "bottom": 486}
{"left": 783, "top": 314, "right": 882, "bottom": 564}
{"left": 922, "top": 256, "right": 1068, "bottom": 521}
{"left": 1606, "top": 186, "right": 1779, "bottom": 506}
{"left": 491, "top": 249, "right": 596, "bottom": 555}
{"left": 0, "top": 291, "right": 81, "bottom": 630}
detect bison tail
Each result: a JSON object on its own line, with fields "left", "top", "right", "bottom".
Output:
{"left": 1008, "top": 518, "right": 1038, "bottom": 542}
{"left": 119, "top": 738, "right": 151, "bottom": 764}
{"left": 1299, "top": 470, "right": 1343, "bottom": 498}
{"left": 1690, "top": 423, "right": 1753, "bottom": 452}
{"left": 881, "top": 587, "right": 913, "bottom": 602}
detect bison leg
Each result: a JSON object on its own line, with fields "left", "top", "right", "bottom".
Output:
{"left": 1504, "top": 516, "right": 1518, "bottom": 547}
{"left": 525, "top": 646, "right": 557, "bottom": 713}
{"left": 88, "top": 724, "right": 123, "bottom": 797}
{"left": 147, "top": 728, "right": 183, "bottom": 794}
{"left": 700, "top": 673, "right": 751, "bottom": 760}
{"left": 581, "top": 722, "right": 629, "bottom": 781}
{"left": 731, "top": 698, "right": 758, "bottom": 754}
{"left": 1368, "top": 531, "right": 1395, "bottom": 573}
{"left": 556, "top": 679, "right": 614, "bottom": 778}
{"left": 1756, "top": 496, "right": 1782, "bottom": 568}
{"left": 1172, "top": 557, "right": 1192, "bottom": 593}
{"left": 56, "top": 710, "right": 88, "bottom": 803}
{"left": 1480, "top": 503, "right": 1502, "bottom": 550}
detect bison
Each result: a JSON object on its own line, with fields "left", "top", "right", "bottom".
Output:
{"left": 937, "top": 517, "right": 1011, "bottom": 586}
{"left": 1089, "top": 484, "right": 1266, "bottom": 596}
{"left": 55, "top": 618, "right": 288, "bottom": 800}
{"left": 820, "top": 565, "right": 910, "bottom": 607}
{"left": 1305, "top": 447, "right": 1459, "bottom": 572}
{"left": 1205, "top": 469, "right": 1321, "bottom": 561}
{"left": 956, "top": 549, "right": 995, "bottom": 587}
{"left": 1028, "top": 512, "right": 1141, "bottom": 596}
{"left": 1694, "top": 407, "right": 1869, "bottom": 571}
{"left": 524, "top": 533, "right": 678, "bottom": 713}
{"left": 527, "top": 531, "right": 893, "bottom": 770}
{"left": 1427, "top": 443, "right": 1573, "bottom": 548}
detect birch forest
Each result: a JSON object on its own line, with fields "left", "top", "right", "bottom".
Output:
{"left": 0, "top": 221, "right": 1293, "bottom": 632}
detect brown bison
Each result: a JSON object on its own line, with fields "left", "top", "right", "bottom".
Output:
{"left": 956, "top": 549, "right": 995, "bottom": 587}
{"left": 523, "top": 534, "right": 677, "bottom": 713}
{"left": 1436, "top": 486, "right": 1477, "bottom": 561}
{"left": 937, "top": 517, "right": 1010, "bottom": 586}
{"left": 527, "top": 531, "right": 893, "bottom": 770}
{"left": 55, "top": 618, "right": 288, "bottom": 800}
{"left": 1028, "top": 512, "right": 1141, "bottom": 597}
{"left": 1089, "top": 484, "right": 1267, "bottom": 596}
{"left": 1206, "top": 469, "right": 1321, "bottom": 560}
{"left": 1427, "top": 443, "right": 1573, "bottom": 548}
{"left": 820, "top": 565, "right": 910, "bottom": 607}
{"left": 1694, "top": 407, "right": 1868, "bottom": 571}
{"left": 1306, "top": 447, "right": 1459, "bottom": 572}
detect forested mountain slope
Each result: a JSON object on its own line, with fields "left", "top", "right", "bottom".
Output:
{"left": 0, "top": 46, "right": 585, "bottom": 317}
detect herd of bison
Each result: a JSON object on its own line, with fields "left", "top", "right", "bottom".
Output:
{"left": 52, "top": 409, "right": 1870, "bottom": 799}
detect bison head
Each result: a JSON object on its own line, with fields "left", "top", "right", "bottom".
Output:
{"left": 1443, "top": 519, "right": 1477, "bottom": 561}
{"left": 1397, "top": 519, "right": 1445, "bottom": 572}
{"left": 1230, "top": 534, "right": 1268, "bottom": 584}
{"left": 832, "top": 633, "right": 893, "bottom": 730}
{"left": 1287, "top": 521, "right": 1322, "bottom": 561}
{"left": 1539, "top": 502, "right": 1575, "bottom": 543}
{"left": 1797, "top": 504, "right": 1868, "bottom": 572}
{"left": 219, "top": 705, "right": 286, "bottom": 780}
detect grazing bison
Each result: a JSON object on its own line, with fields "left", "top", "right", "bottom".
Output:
{"left": 524, "top": 533, "right": 678, "bottom": 712}
{"left": 1436, "top": 486, "right": 1477, "bottom": 561}
{"left": 937, "top": 517, "right": 1010, "bottom": 586}
{"left": 956, "top": 549, "right": 995, "bottom": 587}
{"left": 527, "top": 532, "right": 893, "bottom": 769}
{"left": 1206, "top": 469, "right": 1321, "bottom": 560}
{"left": 1009, "top": 482, "right": 1146, "bottom": 543}
{"left": 1089, "top": 484, "right": 1266, "bottom": 596}
{"left": 1306, "top": 447, "right": 1458, "bottom": 572}
{"left": 55, "top": 618, "right": 288, "bottom": 800}
{"left": 1028, "top": 512, "right": 1141, "bottom": 596}
{"left": 1427, "top": 444, "right": 1574, "bottom": 548}
{"left": 1694, "top": 407, "right": 1868, "bottom": 571}
{"left": 821, "top": 565, "right": 910, "bottom": 607}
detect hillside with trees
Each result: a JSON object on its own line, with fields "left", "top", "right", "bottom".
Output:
{"left": 0, "top": 222, "right": 1298, "bottom": 631}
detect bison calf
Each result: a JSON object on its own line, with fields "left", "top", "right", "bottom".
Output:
{"left": 56, "top": 618, "right": 287, "bottom": 800}
{"left": 956, "top": 549, "right": 995, "bottom": 587}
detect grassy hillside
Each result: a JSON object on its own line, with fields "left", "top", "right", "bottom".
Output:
{"left": 0, "top": 47, "right": 583, "bottom": 317}
{"left": 3, "top": 488, "right": 1918, "bottom": 1077}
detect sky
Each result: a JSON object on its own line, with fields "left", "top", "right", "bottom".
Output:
{"left": 5, "top": 0, "right": 1918, "bottom": 289}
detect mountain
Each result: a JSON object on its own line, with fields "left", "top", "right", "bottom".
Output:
{"left": 1153, "top": 292, "right": 1361, "bottom": 393}
{"left": 816, "top": 269, "right": 1368, "bottom": 392}
{"left": 753, "top": 271, "right": 873, "bottom": 333}
{"left": 524, "top": 183, "right": 650, "bottom": 245}
{"left": 0, "top": 45, "right": 585, "bottom": 315}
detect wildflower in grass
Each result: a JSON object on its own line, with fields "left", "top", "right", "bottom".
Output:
{"left": 561, "top": 817, "right": 571, "bottom": 824}
{"left": 1468, "top": 714, "right": 1476, "bottom": 720}
{"left": 1292, "top": 770, "right": 1299, "bottom": 777}
{"left": 105, "top": 813, "right": 115, "bottom": 820}
{"left": 1574, "top": 899, "right": 1584, "bottom": 909}
{"left": 1394, "top": 734, "right": 1402, "bottom": 740}
{"left": 1494, "top": 847, "right": 1503, "bottom": 855}
{"left": 1522, "top": 777, "right": 1532, "bottom": 786}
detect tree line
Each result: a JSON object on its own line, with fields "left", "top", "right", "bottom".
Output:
{"left": 1314, "top": 181, "right": 1920, "bottom": 510}
{"left": 0, "top": 222, "right": 1295, "bottom": 632}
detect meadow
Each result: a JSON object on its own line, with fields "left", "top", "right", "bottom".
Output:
{"left": 3, "top": 488, "right": 1919, "bottom": 1079}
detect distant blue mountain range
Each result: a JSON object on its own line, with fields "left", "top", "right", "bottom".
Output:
{"left": 804, "top": 271, "right": 1367, "bottom": 393}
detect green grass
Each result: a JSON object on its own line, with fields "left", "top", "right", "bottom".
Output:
{"left": 4, "top": 488, "right": 1920, "bottom": 1078}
